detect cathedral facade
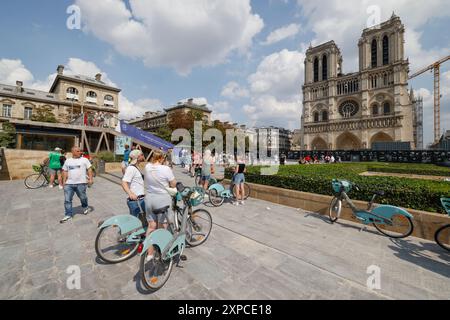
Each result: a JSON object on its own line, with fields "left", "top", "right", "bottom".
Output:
{"left": 300, "top": 14, "right": 418, "bottom": 151}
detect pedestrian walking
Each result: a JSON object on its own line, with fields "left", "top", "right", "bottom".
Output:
{"left": 44, "top": 147, "right": 64, "bottom": 189}
{"left": 122, "top": 150, "right": 146, "bottom": 218}
{"left": 60, "top": 146, "right": 94, "bottom": 223}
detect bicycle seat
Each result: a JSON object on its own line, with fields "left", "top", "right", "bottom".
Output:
{"left": 153, "top": 206, "right": 170, "bottom": 215}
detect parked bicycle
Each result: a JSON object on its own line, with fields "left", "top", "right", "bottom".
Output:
{"left": 208, "top": 175, "right": 251, "bottom": 207}
{"left": 193, "top": 167, "right": 217, "bottom": 187}
{"left": 95, "top": 184, "right": 212, "bottom": 265}
{"left": 24, "top": 164, "right": 51, "bottom": 189}
{"left": 139, "top": 183, "right": 212, "bottom": 292}
{"left": 329, "top": 179, "right": 414, "bottom": 239}
{"left": 435, "top": 198, "right": 450, "bottom": 252}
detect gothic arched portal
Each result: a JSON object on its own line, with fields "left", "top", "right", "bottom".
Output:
{"left": 311, "top": 137, "right": 328, "bottom": 150}
{"left": 336, "top": 132, "right": 362, "bottom": 150}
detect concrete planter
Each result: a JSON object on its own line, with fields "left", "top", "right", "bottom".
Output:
{"left": 226, "top": 180, "right": 450, "bottom": 242}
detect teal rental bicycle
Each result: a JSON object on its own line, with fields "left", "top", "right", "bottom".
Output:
{"left": 208, "top": 176, "right": 251, "bottom": 207}
{"left": 139, "top": 183, "right": 212, "bottom": 292}
{"left": 95, "top": 187, "right": 212, "bottom": 264}
{"left": 329, "top": 179, "right": 414, "bottom": 239}
{"left": 435, "top": 198, "right": 450, "bottom": 251}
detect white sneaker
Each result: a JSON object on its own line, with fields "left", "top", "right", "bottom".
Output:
{"left": 48, "top": 185, "right": 54, "bottom": 189}
{"left": 60, "top": 216, "right": 72, "bottom": 224}
{"left": 233, "top": 202, "right": 240, "bottom": 206}
{"left": 59, "top": 185, "right": 63, "bottom": 190}
{"left": 240, "top": 201, "right": 245, "bottom": 206}
{"left": 83, "top": 207, "right": 91, "bottom": 215}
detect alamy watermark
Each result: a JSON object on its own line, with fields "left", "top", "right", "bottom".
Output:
{"left": 66, "top": 265, "right": 81, "bottom": 290}
{"left": 66, "top": 5, "right": 81, "bottom": 30}
{"left": 366, "top": 265, "right": 381, "bottom": 290}
{"left": 172, "top": 121, "right": 281, "bottom": 176}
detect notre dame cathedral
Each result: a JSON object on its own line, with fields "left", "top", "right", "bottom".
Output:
{"left": 300, "top": 14, "right": 422, "bottom": 151}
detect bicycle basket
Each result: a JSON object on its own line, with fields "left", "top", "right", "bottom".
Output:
{"left": 189, "top": 187, "right": 205, "bottom": 207}
{"left": 332, "top": 179, "right": 352, "bottom": 194}
{"left": 32, "top": 165, "right": 41, "bottom": 173}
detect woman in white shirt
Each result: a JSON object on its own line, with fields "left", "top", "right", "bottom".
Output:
{"left": 144, "top": 151, "right": 177, "bottom": 260}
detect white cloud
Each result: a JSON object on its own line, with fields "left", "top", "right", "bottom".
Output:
{"left": 210, "top": 101, "right": 233, "bottom": 123}
{"left": 296, "top": 0, "right": 450, "bottom": 72}
{"left": 221, "top": 81, "right": 249, "bottom": 99}
{"left": 243, "top": 49, "right": 304, "bottom": 128}
{"left": 0, "top": 59, "right": 34, "bottom": 86}
{"left": 75, "top": 0, "right": 264, "bottom": 75}
{"left": 261, "top": 23, "right": 301, "bottom": 46}
{"left": 0, "top": 57, "right": 160, "bottom": 121}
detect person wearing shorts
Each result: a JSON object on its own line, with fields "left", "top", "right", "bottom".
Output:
{"left": 45, "top": 147, "right": 63, "bottom": 189}
{"left": 233, "top": 160, "right": 246, "bottom": 206}
{"left": 143, "top": 151, "right": 177, "bottom": 261}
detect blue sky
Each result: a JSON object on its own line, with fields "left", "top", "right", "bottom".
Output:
{"left": 0, "top": 0, "right": 449, "bottom": 146}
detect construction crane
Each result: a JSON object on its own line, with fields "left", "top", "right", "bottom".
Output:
{"left": 409, "top": 55, "right": 450, "bottom": 143}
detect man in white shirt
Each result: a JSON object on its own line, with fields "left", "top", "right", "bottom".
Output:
{"left": 122, "top": 150, "right": 145, "bottom": 217}
{"left": 60, "top": 146, "right": 94, "bottom": 223}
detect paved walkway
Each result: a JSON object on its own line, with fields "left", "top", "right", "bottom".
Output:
{"left": 0, "top": 167, "right": 449, "bottom": 300}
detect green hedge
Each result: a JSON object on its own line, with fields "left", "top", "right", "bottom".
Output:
{"left": 226, "top": 164, "right": 450, "bottom": 213}
{"left": 95, "top": 151, "right": 123, "bottom": 163}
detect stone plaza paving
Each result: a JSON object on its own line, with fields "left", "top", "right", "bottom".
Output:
{"left": 0, "top": 167, "right": 449, "bottom": 300}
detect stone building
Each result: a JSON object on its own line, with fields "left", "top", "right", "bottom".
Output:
{"left": 0, "top": 65, "right": 121, "bottom": 150}
{"left": 300, "top": 14, "right": 420, "bottom": 151}
{"left": 129, "top": 98, "right": 212, "bottom": 132}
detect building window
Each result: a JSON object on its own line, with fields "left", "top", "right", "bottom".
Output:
{"left": 339, "top": 101, "right": 359, "bottom": 118}
{"left": 24, "top": 107, "right": 33, "bottom": 120}
{"left": 383, "top": 35, "right": 389, "bottom": 65}
{"left": 104, "top": 95, "right": 114, "bottom": 107}
{"left": 372, "top": 104, "right": 379, "bottom": 115}
{"left": 371, "top": 39, "right": 378, "bottom": 68}
{"left": 314, "top": 112, "right": 319, "bottom": 123}
{"left": 2, "top": 104, "right": 12, "bottom": 118}
{"left": 87, "top": 91, "right": 97, "bottom": 98}
{"left": 322, "top": 55, "right": 328, "bottom": 81}
{"left": 322, "top": 110, "right": 328, "bottom": 122}
{"left": 383, "top": 102, "right": 391, "bottom": 115}
{"left": 67, "top": 87, "right": 79, "bottom": 95}
{"left": 314, "top": 58, "right": 319, "bottom": 82}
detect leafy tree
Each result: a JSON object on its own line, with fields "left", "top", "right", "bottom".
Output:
{"left": 0, "top": 122, "right": 16, "bottom": 148}
{"left": 31, "top": 106, "right": 57, "bottom": 123}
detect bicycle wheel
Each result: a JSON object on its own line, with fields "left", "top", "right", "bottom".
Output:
{"left": 435, "top": 224, "right": 450, "bottom": 251}
{"left": 373, "top": 214, "right": 414, "bottom": 239}
{"left": 95, "top": 226, "right": 140, "bottom": 264}
{"left": 140, "top": 249, "right": 174, "bottom": 292}
{"left": 329, "top": 197, "right": 342, "bottom": 223}
{"left": 24, "top": 174, "right": 47, "bottom": 189}
{"left": 209, "top": 189, "right": 224, "bottom": 207}
{"left": 186, "top": 209, "right": 212, "bottom": 247}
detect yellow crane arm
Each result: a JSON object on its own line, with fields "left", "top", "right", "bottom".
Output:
{"left": 409, "top": 55, "right": 450, "bottom": 79}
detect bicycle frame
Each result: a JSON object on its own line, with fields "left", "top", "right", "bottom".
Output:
{"left": 338, "top": 190, "right": 413, "bottom": 225}
{"left": 140, "top": 194, "right": 190, "bottom": 261}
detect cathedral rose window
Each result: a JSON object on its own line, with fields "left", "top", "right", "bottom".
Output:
{"left": 339, "top": 101, "right": 359, "bottom": 118}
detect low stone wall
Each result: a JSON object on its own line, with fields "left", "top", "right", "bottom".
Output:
{"left": 3, "top": 149, "right": 49, "bottom": 180}
{"left": 105, "top": 162, "right": 123, "bottom": 173}
{"left": 227, "top": 180, "right": 450, "bottom": 242}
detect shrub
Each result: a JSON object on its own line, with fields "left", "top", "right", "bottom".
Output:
{"left": 226, "top": 164, "right": 450, "bottom": 213}
{"left": 96, "top": 151, "right": 121, "bottom": 163}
